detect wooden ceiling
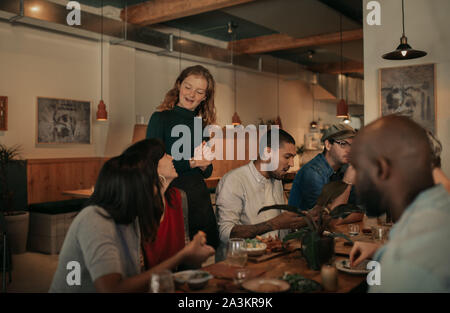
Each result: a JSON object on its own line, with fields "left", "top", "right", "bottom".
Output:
{"left": 102, "top": 0, "right": 364, "bottom": 75}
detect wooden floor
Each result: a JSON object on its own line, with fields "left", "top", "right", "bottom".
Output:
{"left": 1, "top": 252, "right": 215, "bottom": 293}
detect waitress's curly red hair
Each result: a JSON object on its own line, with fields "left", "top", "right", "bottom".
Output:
{"left": 157, "top": 65, "right": 217, "bottom": 125}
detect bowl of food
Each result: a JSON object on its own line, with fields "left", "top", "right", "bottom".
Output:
{"left": 244, "top": 239, "right": 267, "bottom": 257}
{"left": 186, "top": 270, "right": 213, "bottom": 290}
{"left": 173, "top": 270, "right": 195, "bottom": 287}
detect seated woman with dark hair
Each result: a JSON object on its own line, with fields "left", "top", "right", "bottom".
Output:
{"left": 49, "top": 139, "right": 214, "bottom": 293}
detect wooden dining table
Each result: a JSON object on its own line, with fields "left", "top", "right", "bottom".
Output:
{"left": 179, "top": 217, "right": 384, "bottom": 293}
{"left": 62, "top": 188, "right": 93, "bottom": 198}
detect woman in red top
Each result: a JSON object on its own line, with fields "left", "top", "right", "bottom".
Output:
{"left": 143, "top": 187, "right": 186, "bottom": 268}
{"left": 142, "top": 142, "right": 197, "bottom": 269}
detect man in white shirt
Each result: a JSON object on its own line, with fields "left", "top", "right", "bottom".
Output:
{"left": 215, "top": 128, "right": 306, "bottom": 261}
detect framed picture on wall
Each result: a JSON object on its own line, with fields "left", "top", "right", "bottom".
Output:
{"left": 379, "top": 63, "right": 436, "bottom": 133}
{"left": 37, "top": 97, "right": 91, "bottom": 144}
{"left": 0, "top": 96, "right": 7, "bottom": 131}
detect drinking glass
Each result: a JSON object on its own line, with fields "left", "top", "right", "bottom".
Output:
{"left": 149, "top": 270, "right": 175, "bottom": 293}
{"left": 348, "top": 224, "right": 360, "bottom": 236}
{"left": 234, "top": 268, "right": 250, "bottom": 286}
{"left": 371, "top": 226, "right": 388, "bottom": 243}
{"left": 226, "top": 238, "right": 248, "bottom": 267}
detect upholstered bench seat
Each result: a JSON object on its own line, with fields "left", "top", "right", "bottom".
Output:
{"left": 27, "top": 199, "right": 86, "bottom": 254}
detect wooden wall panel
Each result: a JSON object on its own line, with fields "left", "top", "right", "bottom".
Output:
{"left": 211, "top": 129, "right": 254, "bottom": 178}
{"left": 27, "top": 157, "right": 107, "bottom": 204}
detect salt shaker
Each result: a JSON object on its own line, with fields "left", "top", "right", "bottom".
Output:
{"left": 321, "top": 264, "right": 338, "bottom": 292}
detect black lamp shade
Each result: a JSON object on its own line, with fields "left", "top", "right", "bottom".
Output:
{"left": 382, "top": 36, "right": 427, "bottom": 60}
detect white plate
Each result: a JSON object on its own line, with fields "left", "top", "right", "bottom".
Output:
{"left": 242, "top": 278, "right": 290, "bottom": 293}
{"left": 336, "top": 259, "right": 371, "bottom": 275}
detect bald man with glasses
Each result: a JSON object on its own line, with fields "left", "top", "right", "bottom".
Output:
{"left": 288, "top": 124, "right": 364, "bottom": 225}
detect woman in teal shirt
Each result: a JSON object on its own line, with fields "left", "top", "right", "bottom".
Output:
{"left": 146, "top": 65, "right": 219, "bottom": 248}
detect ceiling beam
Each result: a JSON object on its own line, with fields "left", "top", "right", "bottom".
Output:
{"left": 228, "top": 29, "right": 363, "bottom": 54}
{"left": 121, "top": 0, "right": 256, "bottom": 26}
{"left": 308, "top": 60, "right": 363, "bottom": 74}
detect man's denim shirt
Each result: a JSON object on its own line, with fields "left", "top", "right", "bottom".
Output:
{"left": 288, "top": 153, "right": 355, "bottom": 211}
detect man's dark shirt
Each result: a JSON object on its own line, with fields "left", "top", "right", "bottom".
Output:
{"left": 288, "top": 153, "right": 356, "bottom": 211}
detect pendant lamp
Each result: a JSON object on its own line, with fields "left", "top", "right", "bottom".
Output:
{"left": 274, "top": 59, "right": 283, "bottom": 129}
{"left": 97, "top": 1, "right": 107, "bottom": 121}
{"left": 336, "top": 14, "right": 348, "bottom": 118}
{"left": 230, "top": 25, "right": 241, "bottom": 126}
{"left": 310, "top": 81, "right": 318, "bottom": 129}
{"left": 382, "top": 0, "right": 427, "bottom": 60}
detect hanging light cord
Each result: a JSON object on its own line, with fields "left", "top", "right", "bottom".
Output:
{"left": 277, "top": 59, "right": 280, "bottom": 116}
{"left": 340, "top": 13, "right": 343, "bottom": 99}
{"left": 311, "top": 84, "right": 315, "bottom": 121}
{"left": 232, "top": 31, "right": 237, "bottom": 112}
{"left": 101, "top": 0, "right": 103, "bottom": 100}
{"left": 179, "top": 28, "right": 181, "bottom": 72}
{"left": 402, "top": 0, "right": 405, "bottom": 36}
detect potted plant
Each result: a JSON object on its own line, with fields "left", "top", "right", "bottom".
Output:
{"left": 259, "top": 181, "right": 364, "bottom": 271}
{"left": 0, "top": 144, "right": 29, "bottom": 254}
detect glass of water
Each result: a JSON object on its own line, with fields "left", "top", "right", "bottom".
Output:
{"left": 371, "top": 226, "right": 388, "bottom": 243}
{"left": 234, "top": 268, "right": 250, "bottom": 286}
{"left": 226, "top": 238, "right": 248, "bottom": 267}
{"left": 348, "top": 224, "right": 360, "bottom": 236}
{"left": 149, "top": 270, "right": 175, "bottom": 293}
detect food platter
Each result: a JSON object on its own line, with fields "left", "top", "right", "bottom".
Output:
{"left": 242, "top": 278, "right": 290, "bottom": 293}
{"left": 335, "top": 259, "right": 371, "bottom": 275}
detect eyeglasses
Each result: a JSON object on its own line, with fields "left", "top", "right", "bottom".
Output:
{"left": 333, "top": 140, "right": 352, "bottom": 148}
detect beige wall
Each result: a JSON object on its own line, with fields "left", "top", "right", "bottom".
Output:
{"left": 0, "top": 20, "right": 341, "bottom": 160}
{"left": 135, "top": 51, "right": 341, "bottom": 149}
{"left": 0, "top": 21, "right": 102, "bottom": 158}
{"left": 363, "top": 0, "right": 450, "bottom": 176}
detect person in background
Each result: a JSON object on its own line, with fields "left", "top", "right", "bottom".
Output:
{"left": 215, "top": 129, "right": 306, "bottom": 261}
{"left": 289, "top": 124, "right": 364, "bottom": 225}
{"left": 146, "top": 65, "right": 220, "bottom": 249}
{"left": 49, "top": 139, "right": 214, "bottom": 293}
{"left": 350, "top": 115, "right": 450, "bottom": 292}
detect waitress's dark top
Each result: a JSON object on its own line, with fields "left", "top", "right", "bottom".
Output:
{"left": 146, "top": 105, "right": 219, "bottom": 248}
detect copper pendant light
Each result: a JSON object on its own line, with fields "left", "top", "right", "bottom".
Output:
{"left": 230, "top": 24, "right": 241, "bottom": 126}
{"left": 96, "top": 0, "right": 107, "bottom": 121}
{"left": 336, "top": 14, "right": 348, "bottom": 118}
{"left": 382, "top": 0, "right": 427, "bottom": 60}
{"left": 275, "top": 59, "right": 282, "bottom": 129}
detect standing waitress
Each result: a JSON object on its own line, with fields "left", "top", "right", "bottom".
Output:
{"left": 146, "top": 65, "right": 219, "bottom": 249}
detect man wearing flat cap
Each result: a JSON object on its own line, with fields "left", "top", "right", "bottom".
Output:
{"left": 288, "top": 124, "right": 364, "bottom": 224}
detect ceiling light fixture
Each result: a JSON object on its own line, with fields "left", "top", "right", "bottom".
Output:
{"left": 336, "top": 14, "right": 348, "bottom": 118}
{"left": 382, "top": 0, "right": 427, "bottom": 60}
{"left": 274, "top": 59, "right": 283, "bottom": 129}
{"left": 96, "top": 0, "right": 107, "bottom": 121}
{"left": 231, "top": 25, "right": 241, "bottom": 126}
